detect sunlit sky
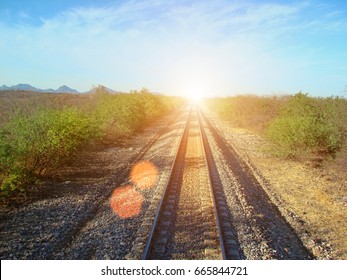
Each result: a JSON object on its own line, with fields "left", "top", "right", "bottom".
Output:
{"left": 0, "top": 0, "right": 347, "bottom": 97}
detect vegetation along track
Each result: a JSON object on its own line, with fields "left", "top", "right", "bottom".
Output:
{"left": 128, "top": 105, "right": 242, "bottom": 260}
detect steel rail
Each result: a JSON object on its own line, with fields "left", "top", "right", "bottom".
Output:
{"left": 141, "top": 105, "right": 193, "bottom": 260}
{"left": 196, "top": 104, "right": 227, "bottom": 259}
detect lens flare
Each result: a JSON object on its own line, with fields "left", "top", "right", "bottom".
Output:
{"left": 110, "top": 185, "right": 144, "bottom": 219}
{"left": 130, "top": 161, "right": 158, "bottom": 190}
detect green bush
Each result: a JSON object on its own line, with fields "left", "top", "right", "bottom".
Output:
{"left": 205, "top": 93, "right": 346, "bottom": 159}
{"left": 0, "top": 107, "right": 101, "bottom": 194}
{"left": 266, "top": 93, "right": 345, "bottom": 157}
{"left": 0, "top": 88, "right": 184, "bottom": 196}
{"left": 94, "top": 93, "right": 141, "bottom": 137}
{"left": 93, "top": 88, "right": 184, "bottom": 138}
{"left": 204, "top": 95, "right": 286, "bottom": 132}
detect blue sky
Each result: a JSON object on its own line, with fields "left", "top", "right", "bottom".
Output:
{"left": 0, "top": 0, "right": 347, "bottom": 97}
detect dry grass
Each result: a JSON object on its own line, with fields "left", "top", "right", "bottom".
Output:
{"left": 255, "top": 156, "right": 347, "bottom": 258}
{"left": 242, "top": 133, "right": 347, "bottom": 259}
{"left": 0, "top": 91, "right": 92, "bottom": 125}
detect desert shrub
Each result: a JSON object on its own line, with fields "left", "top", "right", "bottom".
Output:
{"left": 93, "top": 88, "right": 184, "bottom": 138}
{"left": 204, "top": 95, "right": 286, "bottom": 132}
{"left": 205, "top": 93, "right": 346, "bottom": 159}
{"left": 266, "top": 93, "right": 346, "bottom": 157}
{"left": 129, "top": 88, "right": 182, "bottom": 121}
{"left": 0, "top": 88, "right": 184, "bottom": 195}
{"left": 95, "top": 93, "right": 142, "bottom": 137}
{"left": 0, "top": 107, "right": 101, "bottom": 194}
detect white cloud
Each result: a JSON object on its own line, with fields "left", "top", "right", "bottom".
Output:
{"left": 0, "top": 0, "right": 347, "bottom": 95}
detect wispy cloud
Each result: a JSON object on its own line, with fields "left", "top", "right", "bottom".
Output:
{"left": 0, "top": 0, "right": 347, "bottom": 95}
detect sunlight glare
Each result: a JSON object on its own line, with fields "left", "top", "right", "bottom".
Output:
{"left": 130, "top": 161, "right": 158, "bottom": 190}
{"left": 189, "top": 92, "right": 202, "bottom": 101}
{"left": 110, "top": 185, "right": 144, "bottom": 219}
{"left": 183, "top": 86, "right": 205, "bottom": 101}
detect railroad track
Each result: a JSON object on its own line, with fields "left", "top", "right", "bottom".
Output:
{"left": 127, "top": 105, "right": 241, "bottom": 260}
{"left": 0, "top": 104, "right": 313, "bottom": 260}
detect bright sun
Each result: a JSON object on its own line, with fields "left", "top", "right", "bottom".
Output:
{"left": 183, "top": 86, "right": 205, "bottom": 101}
{"left": 189, "top": 92, "right": 202, "bottom": 101}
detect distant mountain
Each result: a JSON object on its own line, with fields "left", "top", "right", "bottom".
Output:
{"left": 5, "top": 83, "right": 39, "bottom": 91}
{"left": 44, "top": 88, "right": 57, "bottom": 93}
{"left": 102, "top": 86, "right": 120, "bottom": 94}
{"left": 0, "top": 83, "right": 127, "bottom": 94}
{"left": 0, "top": 84, "right": 80, "bottom": 93}
{"left": 55, "top": 85, "right": 79, "bottom": 93}
{"left": 89, "top": 85, "right": 123, "bottom": 94}
{"left": 0, "top": 85, "right": 10, "bottom": 90}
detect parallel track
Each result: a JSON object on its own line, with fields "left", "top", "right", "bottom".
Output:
{"left": 140, "top": 105, "right": 241, "bottom": 260}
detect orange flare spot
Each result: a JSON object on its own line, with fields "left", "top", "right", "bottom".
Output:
{"left": 110, "top": 185, "right": 144, "bottom": 219}
{"left": 130, "top": 161, "right": 158, "bottom": 190}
